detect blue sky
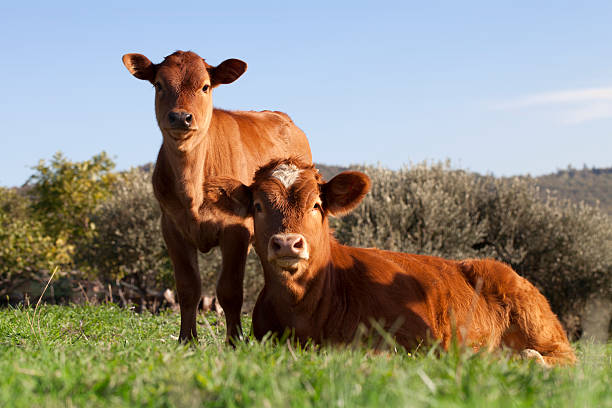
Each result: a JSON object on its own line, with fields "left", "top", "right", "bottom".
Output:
{"left": 1, "top": 1, "right": 611, "bottom": 187}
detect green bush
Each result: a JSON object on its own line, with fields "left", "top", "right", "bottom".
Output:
{"left": 85, "top": 168, "right": 169, "bottom": 280}
{"left": 27, "top": 152, "right": 116, "bottom": 245}
{"left": 1, "top": 152, "right": 115, "bottom": 302}
{"left": 333, "top": 162, "right": 492, "bottom": 260}
{"left": 0, "top": 188, "right": 73, "bottom": 298}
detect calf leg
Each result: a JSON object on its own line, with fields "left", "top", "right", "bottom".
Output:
{"left": 217, "top": 225, "right": 250, "bottom": 345}
{"left": 519, "top": 349, "right": 548, "bottom": 367}
{"left": 501, "top": 278, "right": 576, "bottom": 366}
{"left": 252, "top": 287, "right": 284, "bottom": 341}
{"left": 461, "top": 260, "right": 575, "bottom": 366}
{"left": 162, "top": 215, "right": 201, "bottom": 342}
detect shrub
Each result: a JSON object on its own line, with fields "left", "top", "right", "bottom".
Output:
{"left": 27, "top": 152, "right": 116, "bottom": 245}
{"left": 333, "top": 162, "right": 492, "bottom": 260}
{"left": 0, "top": 187, "right": 73, "bottom": 298}
{"left": 83, "top": 168, "right": 172, "bottom": 302}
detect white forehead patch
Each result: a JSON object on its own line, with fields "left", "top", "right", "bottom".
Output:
{"left": 270, "top": 164, "right": 302, "bottom": 188}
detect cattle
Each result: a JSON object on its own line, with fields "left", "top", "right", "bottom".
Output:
{"left": 207, "top": 158, "right": 576, "bottom": 366}
{"left": 122, "top": 51, "right": 312, "bottom": 343}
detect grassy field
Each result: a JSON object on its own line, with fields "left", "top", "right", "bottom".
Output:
{"left": 0, "top": 305, "right": 610, "bottom": 407}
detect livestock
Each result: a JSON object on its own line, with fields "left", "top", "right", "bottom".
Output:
{"left": 122, "top": 51, "right": 312, "bottom": 343}
{"left": 208, "top": 158, "right": 576, "bottom": 366}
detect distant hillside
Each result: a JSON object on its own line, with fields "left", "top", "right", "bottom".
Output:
{"left": 532, "top": 166, "right": 612, "bottom": 216}
{"left": 314, "top": 163, "right": 349, "bottom": 181}
{"left": 316, "top": 163, "right": 612, "bottom": 216}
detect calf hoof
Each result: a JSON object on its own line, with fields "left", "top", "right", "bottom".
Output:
{"left": 520, "top": 349, "right": 549, "bottom": 367}
{"left": 226, "top": 333, "right": 244, "bottom": 348}
{"left": 178, "top": 333, "right": 199, "bottom": 344}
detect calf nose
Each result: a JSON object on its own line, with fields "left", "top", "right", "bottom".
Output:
{"left": 268, "top": 233, "right": 308, "bottom": 260}
{"left": 168, "top": 110, "right": 193, "bottom": 128}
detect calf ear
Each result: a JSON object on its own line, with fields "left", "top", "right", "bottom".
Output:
{"left": 122, "top": 53, "right": 156, "bottom": 82}
{"left": 209, "top": 59, "right": 247, "bottom": 87}
{"left": 204, "top": 177, "right": 252, "bottom": 218}
{"left": 322, "top": 171, "right": 371, "bottom": 216}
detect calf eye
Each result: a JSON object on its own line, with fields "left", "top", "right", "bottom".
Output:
{"left": 202, "top": 84, "right": 210, "bottom": 93}
{"left": 154, "top": 82, "right": 162, "bottom": 91}
{"left": 254, "top": 203, "right": 263, "bottom": 213}
{"left": 313, "top": 203, "right": 322, "bottom": 212}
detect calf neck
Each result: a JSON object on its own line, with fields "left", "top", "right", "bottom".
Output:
{"left": 122, "top": 51, "right": 312, "bottom": 343}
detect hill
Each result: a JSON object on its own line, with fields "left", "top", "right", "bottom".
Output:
{"left": 316, "top": 163, "right": 612, "bottom": 216}
{"left": 530, "top": 166, "right": 612, "bottom": 216}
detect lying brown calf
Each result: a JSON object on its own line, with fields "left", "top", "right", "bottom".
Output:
{"left": 207, "top": 158, "right": 576, "bottom": 366}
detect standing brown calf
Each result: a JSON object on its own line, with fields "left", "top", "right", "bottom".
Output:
{"left": 208, "top": 158, "right": 576, "bottom": 366}
{"left": 122, "top": 51, "right": 312, "bottom": 343}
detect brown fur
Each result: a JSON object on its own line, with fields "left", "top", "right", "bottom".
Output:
{"left": 212, "top": 158, "right": 576, "bottom": 365}
{"left": 122, "top": 51, "right": 312, "bottom": 342}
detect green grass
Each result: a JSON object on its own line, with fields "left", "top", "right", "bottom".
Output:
{"left": 0, "top": 305, "right": 610, "bottom": 407}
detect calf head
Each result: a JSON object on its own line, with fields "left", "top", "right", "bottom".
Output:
{"left": 122, "top": 50, "right": 247, "bottom": 151}
{"left": 210, "top": 159, "right": 371, "bottom": 279}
